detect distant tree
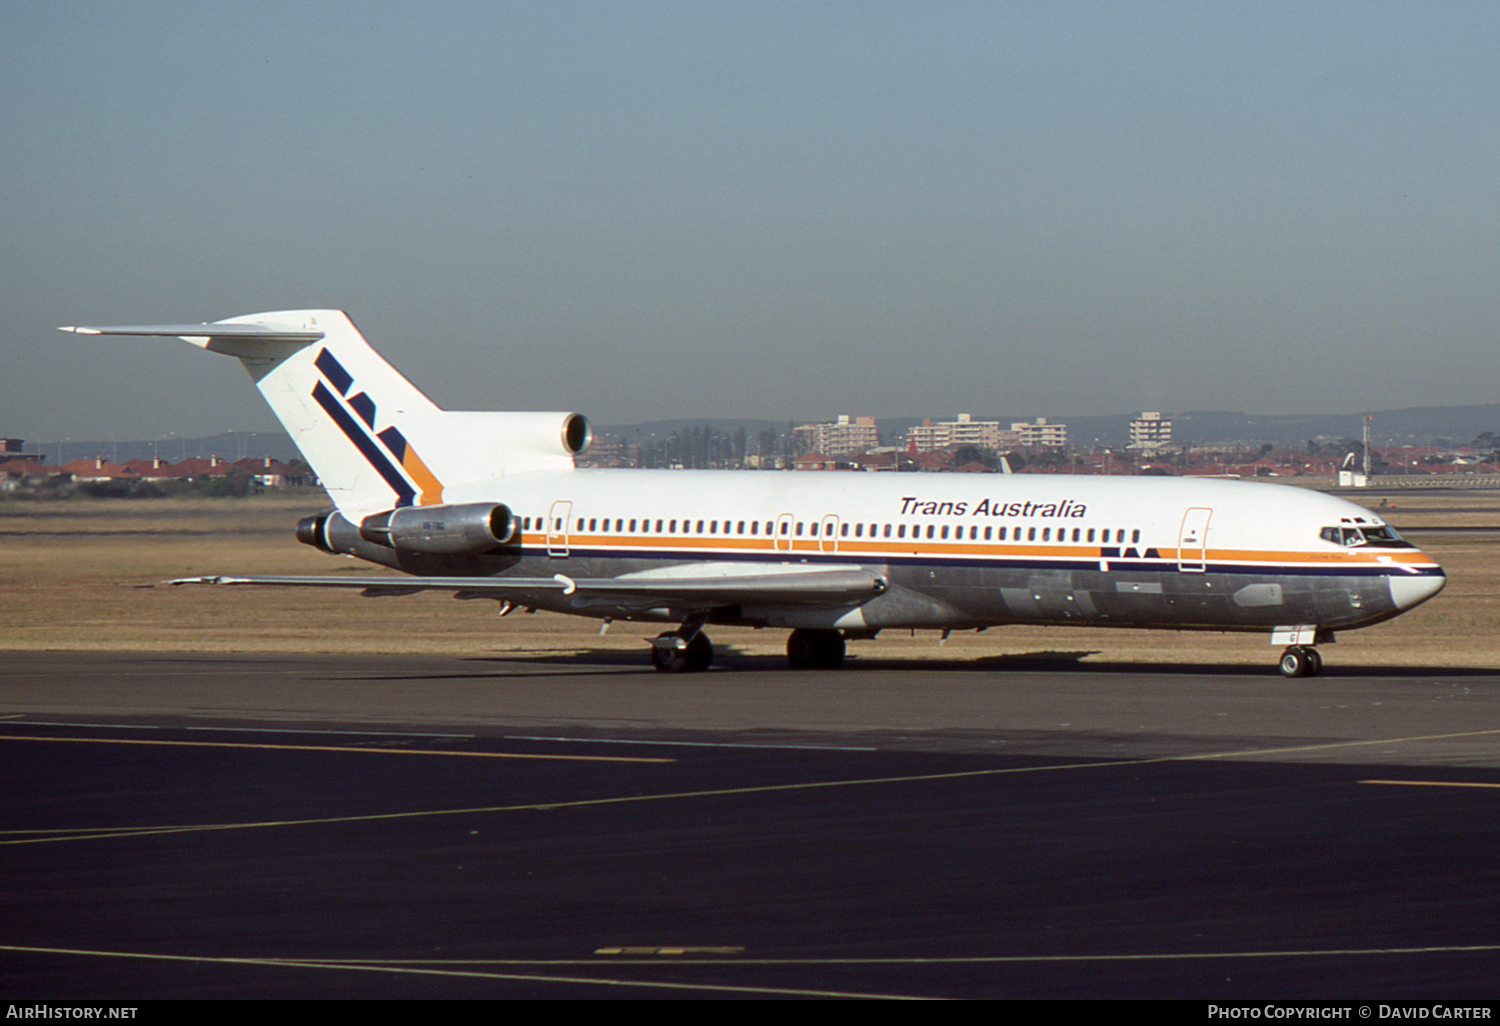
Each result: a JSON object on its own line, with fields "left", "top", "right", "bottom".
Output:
{"left": 952, "top": 444, "right": 999, "bottom": 471}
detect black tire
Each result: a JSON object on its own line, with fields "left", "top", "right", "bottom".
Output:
{"left": 651, "top": 631, "right": 712, "bottom": 673}
{"left": 1278, "top": 647, "right": 1309, "bottom": 678}
{"left": 683, "top": 632, "right": 713, "bottom": 673}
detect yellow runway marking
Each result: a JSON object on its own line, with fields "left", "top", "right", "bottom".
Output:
{"left": 0, "top": 944, "right": 927, "bottom": 1000}
{"left": 4, "top": 939, "right": 1497, "bottom": 994}
{"left": 0, "top": 734, "right": 672, "bottom": 763}
{"left": 296, "top": 940, "right": 1500, "bottom": 965}
{"left": 6, "top": 726, "right": 1499, "bottom": 848}
{"left": 1361, "top": 779, "right": 1500, "bottom": 790}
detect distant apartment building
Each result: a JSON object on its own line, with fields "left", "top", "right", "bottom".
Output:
{"left": 1011, "top": 417, "right": 1067, "bottom": 448}
{"left": 905, "top": 414, "right": 1007, "bottom": 452}
{"left": 795, "top": 415, "right": 879, "bottom": 456}
{"left": 573, "top": 435, "right": 636, "bottom": 468}
{"left": 1128, "top": 412, "right": 1172, "bottom": 450}
{"left": 0, "top": 438, "right": 44, "bottom": 462}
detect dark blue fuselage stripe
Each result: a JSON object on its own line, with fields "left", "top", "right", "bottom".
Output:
{"left": 511, "top": 544, "right": 1443, "bottom": 579}
{"left": 311, "top": 380, "right": 415, "bottom": 507}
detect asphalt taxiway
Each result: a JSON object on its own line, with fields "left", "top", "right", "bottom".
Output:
{"left": 3, "top": 649, "right": 1500, "bottom": 999}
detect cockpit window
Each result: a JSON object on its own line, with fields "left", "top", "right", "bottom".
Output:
{"left": 1320, "top": 524, "right": 1412, "bottom": 548}
{"left": 1358, "top": 525, "right": 1411, "bottom": 548}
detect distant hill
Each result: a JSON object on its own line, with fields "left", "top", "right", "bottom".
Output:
{"left": 1163, "top": 406, "right": 1500, "bottom": 447}
{"left": 879, "top": 406, "right": 1500, "bottom": 448}
{"left": 586, "top": 419, "right": 786, "bottom": 443}
{"left": 31, "top": 404, "right": 1500, "bottom": 465}
{"left": 26, "top": 432, "right": 301, "bottom": 467}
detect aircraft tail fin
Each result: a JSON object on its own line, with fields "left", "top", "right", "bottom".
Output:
{"left": 63, "top": 310, "right": 589, "bottom": 516}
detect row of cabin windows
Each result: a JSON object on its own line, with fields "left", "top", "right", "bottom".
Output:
{"left": 517, "top": 515, "right": 1140, "bottom": 546}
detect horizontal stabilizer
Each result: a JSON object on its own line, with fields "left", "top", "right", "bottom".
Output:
{"left": 61, "top": 320, "right": 324, "bottom": 361}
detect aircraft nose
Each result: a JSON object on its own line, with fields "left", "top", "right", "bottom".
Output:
{"left": 1389, "top": 569, "right": 1446, "bottom": 611}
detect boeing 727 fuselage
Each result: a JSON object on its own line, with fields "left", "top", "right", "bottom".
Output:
{"left": 64, "top": 310, "right": 1445, "bottom": 676}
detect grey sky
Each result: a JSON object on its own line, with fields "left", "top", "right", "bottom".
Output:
{"left": 5, "top": 1, "right": 1498, "bottom": 443}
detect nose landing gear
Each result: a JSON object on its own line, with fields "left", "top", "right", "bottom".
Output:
{"left": 1278, "top": 646, "right": 1323, "bottom": 678}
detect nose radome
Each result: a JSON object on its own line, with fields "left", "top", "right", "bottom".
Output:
{"left": 1389, "top": 571, "right": 1446, "bottom": 611}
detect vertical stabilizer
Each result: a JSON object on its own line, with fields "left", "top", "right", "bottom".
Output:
{"left": 64, "top": 309, "right": 589, "bottom": 517}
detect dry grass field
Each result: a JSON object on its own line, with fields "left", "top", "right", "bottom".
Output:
{"left": 1, "top": 486, "right": 1496, "bottom": 669}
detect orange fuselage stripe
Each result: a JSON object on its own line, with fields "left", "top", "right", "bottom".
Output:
{"left": 516, "top": 532, "right": 1437, "bottom": 570}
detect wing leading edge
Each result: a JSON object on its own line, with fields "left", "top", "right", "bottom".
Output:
{"left": 172, "top": 566, "right": 889, "bottom": 609}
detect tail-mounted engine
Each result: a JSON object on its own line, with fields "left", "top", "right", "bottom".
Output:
{"left": 298, "top": 502, "right": 516, "bottom": 557}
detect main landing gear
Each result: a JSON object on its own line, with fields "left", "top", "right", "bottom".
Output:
{"left": 651, "top": 626, "right": 713, "bottom": 673}
{"left": 648, "top": 625, "right": 850, "bottom": 672}
{"left": 1278, "top": 646, "right": 1323, "bottom": 678}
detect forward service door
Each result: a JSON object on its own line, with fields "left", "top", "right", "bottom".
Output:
{"left": 1177, "top": 507, "right": 1211, "bottom": 572}
{"left": 547, "top": 500, "right": 572, "bottom": 558}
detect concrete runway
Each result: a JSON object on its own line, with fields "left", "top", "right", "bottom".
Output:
{"left": 3, "top": 649, "right": 1500, "bottom": 999}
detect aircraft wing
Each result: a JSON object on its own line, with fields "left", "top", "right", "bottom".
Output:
{"left": 171, "top": 566, "right": 888, "bottom": 609}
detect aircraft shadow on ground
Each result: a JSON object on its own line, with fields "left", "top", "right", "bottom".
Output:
{"left": 446, "top": 647, "right": 1500, "bottom": 678}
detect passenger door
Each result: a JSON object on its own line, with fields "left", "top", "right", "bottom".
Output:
{"left": 1177, "top": 507, "right": 1211, "bottom": 572}
{"left": 547, "top": 500, "right": 572, "bottom": 558}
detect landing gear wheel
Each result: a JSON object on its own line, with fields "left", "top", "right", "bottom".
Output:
{"left": 1278, "top": 646, "right": 1321, "bottom": 678}
{"left": 651, "top": 630, "right": 713, "bottom": 673}
{"left": 786, "top": 628, "right": 846, "bottom": 669}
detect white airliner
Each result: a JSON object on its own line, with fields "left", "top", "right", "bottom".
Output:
{"left": 63, "top": 310, "right": 1445, "bottom": 677}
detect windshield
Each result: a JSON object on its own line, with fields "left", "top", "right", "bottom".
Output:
{"left": 1319, "top": 524, "right": 1412, "bottom": 549}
